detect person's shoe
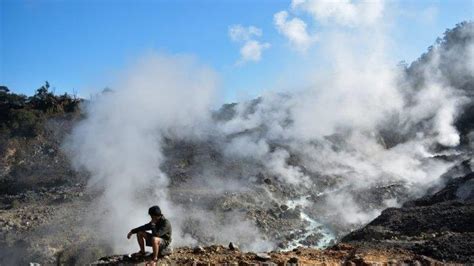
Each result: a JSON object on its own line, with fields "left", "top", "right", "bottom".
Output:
{"left": 131, "top": 251, "right": 146, "bottom": 257}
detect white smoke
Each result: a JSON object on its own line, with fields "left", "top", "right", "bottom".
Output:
{"left": 211, "top": 3, "right": 471, "bottom": 231}
{"left": 65, "top": 54, "right": 273, "bottom": 252}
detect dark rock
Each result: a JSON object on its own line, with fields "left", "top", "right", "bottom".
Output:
{"left": 288, "top": 256, "right": 299, "bottom": 263}
{"left": 193, "top": 246, "right": 205, "bottom": 254}
{"left": 331, "top": 243, "right": 353, "bottom": 251}
{"left": 228, "top": 242, "right": 239, "bottom": 250}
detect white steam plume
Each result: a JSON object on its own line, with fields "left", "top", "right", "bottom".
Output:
{"left": 66, "top": 54, "right": 216, "bottom": 252}
{"left": 66, "top": 54, "right": 273, "bottom": 252}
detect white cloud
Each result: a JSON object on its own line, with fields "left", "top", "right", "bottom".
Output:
{"left": 240, "top": 40, "right": 270, "bottom": 63}
{"left": 228, "top": 24, "right": 270, "bottom": 64}
{"left": 274, "top": 10, "right": 315, "bottom": 52}
{"left": 291, "top": 0, "right": 385, "bottom": 27}
{"left": 229, "top": 24, "right": 262, "bottom": 42}
{"left": 273, "top": 0, "right": 386, "bottom": 52}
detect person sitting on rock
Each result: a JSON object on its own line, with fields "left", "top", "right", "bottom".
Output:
{"left": 127, "top": 205, "right": 172, "bottom": 263}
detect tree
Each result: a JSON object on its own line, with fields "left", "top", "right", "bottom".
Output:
{"left": 0, "top": 86, "right": 9, "bottom": 93}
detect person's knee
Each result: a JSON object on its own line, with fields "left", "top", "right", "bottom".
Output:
{"left": 137, "top": 231, "right": 146, "bottom": 238}
{"left": 152, "top": 237, "right": 161, "bottom": 245}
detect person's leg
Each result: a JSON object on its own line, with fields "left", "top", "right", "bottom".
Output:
{"left": 136, "top": 231, "right": 146, "bottom": 253}
{"left": 151, "top": 237, "right": 161, "bottom": 261}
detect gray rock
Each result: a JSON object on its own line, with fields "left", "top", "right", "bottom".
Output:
{"left": 255, "top": 253, "right": 271, "bottom": 261}
{"left": 280, "top": 208, "right": 301, "bottom": 219}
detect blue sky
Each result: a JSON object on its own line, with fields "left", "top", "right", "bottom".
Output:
{"left": 1, "top": 0, "right": 473, "bottom": 102}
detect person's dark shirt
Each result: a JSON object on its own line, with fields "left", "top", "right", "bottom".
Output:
{"left": 131, "top": 216, "right": 172, "bottom": 245}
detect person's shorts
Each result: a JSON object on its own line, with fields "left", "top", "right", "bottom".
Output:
{"left": 144, "top": 232, "right": 168, "bottom": 248}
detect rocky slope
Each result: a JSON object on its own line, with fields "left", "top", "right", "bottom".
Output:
{"left": 342, "top": 170, "right": 474, "bottom": 263}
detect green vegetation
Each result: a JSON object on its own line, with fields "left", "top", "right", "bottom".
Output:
{"left": 0, "top": 82, "right": 81, "bottom": 137}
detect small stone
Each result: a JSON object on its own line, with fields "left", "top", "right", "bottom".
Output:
{"left": 193, "top": 246, "right": 205, "bottom": 254}
{"left": 255, "top": 253, "right": 271, "bottom": 261}
{"left": 228, "top": 242, "right": 239, "bottom": 250}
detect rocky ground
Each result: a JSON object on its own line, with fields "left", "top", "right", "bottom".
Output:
{"left": 93, "top": 243, "right": 441, "bottom": 265}
{"left": 90, "top": 170, "right": 474, "bottom": 265}
{"left": 0, "top": 183, "right": 112, "bottom": 265}
{"left": 2, "top": 170, "right": 472, "bottom": 264}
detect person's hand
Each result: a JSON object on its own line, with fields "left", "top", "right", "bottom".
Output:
{"left": 127, "top": 231, "right": 133, "bottom": 239}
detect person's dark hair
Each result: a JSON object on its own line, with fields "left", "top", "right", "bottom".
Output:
{"left": 148, "top": 205, "right": 162, "bottom": 216}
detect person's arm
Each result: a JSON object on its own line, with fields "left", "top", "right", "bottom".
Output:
{"left": 130, "top": 223, "right": 152, "bottom": 234}
{"left": 127, "top": 222, "right": 152, "bottom": 239}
